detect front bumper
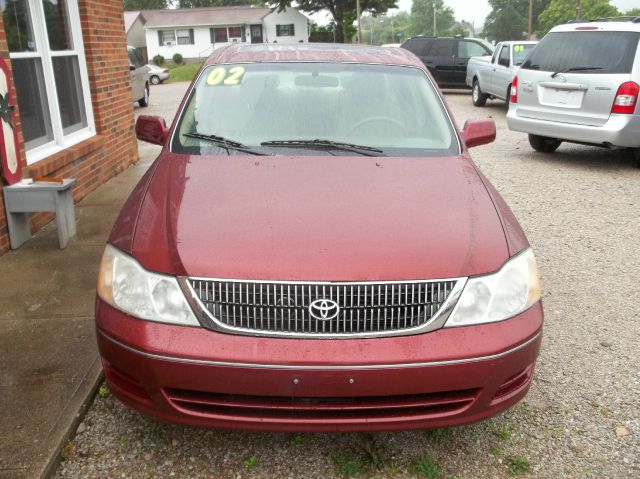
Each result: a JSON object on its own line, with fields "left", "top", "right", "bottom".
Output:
{"left": 507, "top": 109, "right": 640, "bottom": 148}
{"left": 96, "top": 300, "right": 543, "bottom": 431}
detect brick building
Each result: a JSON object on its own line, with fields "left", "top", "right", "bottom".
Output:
{"left": 0, "top": 0, "right": 138, "bottom": 255}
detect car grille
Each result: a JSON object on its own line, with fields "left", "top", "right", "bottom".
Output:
{"left": 186, "top": 279, "right": 460, "bottom": 337}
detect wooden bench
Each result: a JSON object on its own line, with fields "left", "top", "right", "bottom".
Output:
{"left": 3, "top": 179, "right": 77, "bottom": 249}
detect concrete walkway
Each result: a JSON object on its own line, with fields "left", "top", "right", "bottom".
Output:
{"left": 0, "top": 82, "right": 187, "bottom": 478}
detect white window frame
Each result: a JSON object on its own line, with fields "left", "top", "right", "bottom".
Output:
{"left": 9, "top": 0, "right": 95, "bottom": 165}
{"left": 176, "top": 29, "right": 192, "bottom": 45}
{"left": 159, "top": 29, "right": 176, "bottom": 46}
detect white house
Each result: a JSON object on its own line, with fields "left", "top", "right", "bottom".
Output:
{"left": 130, "top": 6, "right": 309, "bottom": 62}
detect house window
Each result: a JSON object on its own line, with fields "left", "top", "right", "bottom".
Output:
{"left": 159, "top": 30, "right": 176, "bottom": 46}
{"left": 2, "top": 0, "right": 94, "bottom": 163}
{"left": 211, "top": 27, "right": 228, "bottom": 43}
{"left": 228, "top": 26, "right": 242, "bottom": 39}
{"left": 276, "top": 24, "right": 295, "bottom": 37}
{"left": 176, "top": 29, "right": 194, "bottom": 45}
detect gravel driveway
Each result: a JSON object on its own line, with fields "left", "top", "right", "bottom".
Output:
{"left": 56, "top": 87, "right": 639, "bottom": 479}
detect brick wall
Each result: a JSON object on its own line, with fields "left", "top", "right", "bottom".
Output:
{"left": 0, "top": 0, "right": 138, "bottom": 255}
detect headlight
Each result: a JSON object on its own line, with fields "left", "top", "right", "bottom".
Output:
{"left": 97, "top": 244, "right": 199, "bottom": 326}
{"left": 445, "top": 248, "right": 540, "bottom": 327}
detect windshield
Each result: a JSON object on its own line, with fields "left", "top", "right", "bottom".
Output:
{"left": 172, "top": 62, "right": 458, "bottom": 156}
{"left": 512, "top": 44, "right": 535, "bottom": 66}
{"left": 522, "top": 31, "right": 639, "bottom": 73}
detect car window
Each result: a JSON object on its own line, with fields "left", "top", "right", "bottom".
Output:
{"left": 522, "top": 31, "right": 639, "bottom": 74}
{"left": 498, "top": 45, "right": 510, "bottom": 67}
{"left": 428, "top": 39, "right": 454, "bottom": 56}
{"left": 172, "top": 63, "right": 458, "bottom": 157}
{"left": 127, "top": 49, "right": 136, "bottom": 68}
{"left": 458, "top": 40, "right": 490, "bottom": 58}
{"left": 402, "top": 38, "right": 432, "bottom": 56}
{"left": 512, "top": 43, "right": 535, "bottom": 66}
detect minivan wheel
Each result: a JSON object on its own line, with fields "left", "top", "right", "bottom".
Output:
{"left": 472, "top": 80, "right": 487, "bottom": 107}
{"left": 150, "top": 75, "right": 161, "bottom": 85}
{"left": 139, "top": 84, "right": 149, "bottom": 107}
{"left": 528, "top": 134, "right": 562, "bottom": 153}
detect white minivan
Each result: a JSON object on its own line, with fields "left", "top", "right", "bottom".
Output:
{"left": 507, "top": 17, "right": 640, "bottom": 160}
{"left": 128, "top": 46, "right": 150, "bottom": 107}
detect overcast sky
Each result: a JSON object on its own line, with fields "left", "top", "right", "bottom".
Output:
{"left": 312, "top": 0, "right": 639, "bottom": 28}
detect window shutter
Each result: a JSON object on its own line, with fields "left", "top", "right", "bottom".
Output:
{"left": 189, "top": 29, "right": 194, "bottom": 44}
{"left": 158, "top": 30, "right": 163, "bottom": 45}
{"left": 210, "top": 28, "right": 214, "bottom": 44}
{"left": 290, "top": 24, "right": 295, "bottom": 36}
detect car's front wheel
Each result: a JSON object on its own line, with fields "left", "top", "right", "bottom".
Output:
{"left": 139, "top": 84, "right": 149, "bottom": 107}
{"left": 529, "top": 134, "right": 562, "bottom": 153}
{"left": 150, "top": 75, "right": 161, "bottom": 85}
{"left": 472, "top": 80, "right": 488, "bottom": 107}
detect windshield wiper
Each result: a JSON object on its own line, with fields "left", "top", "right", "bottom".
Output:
{"left": 260, "top": 139, "right": 385, "bottom": 157}
{"left": 183, "top": 132, "right": 271, "bottom": 156}
{"left": 551, "top": 66, "right": 603, "bottom": 78}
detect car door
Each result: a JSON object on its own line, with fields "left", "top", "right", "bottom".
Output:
{"left": 455, "top": 40, "right": 493, "bottom": 87}
{"left": 427, "top": 39, "right": 455, "bottom": 86}
{"left": 128, "top": 47, "right": 142, "bottom": 101}
{"left": 491, "top": 44, "right": 512, "bottom": 99}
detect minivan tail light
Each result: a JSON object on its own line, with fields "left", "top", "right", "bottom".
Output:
{"left": 510, "top": 76, "right": 518, "bottom": 104}
{"left": 611, "top": 81, "right": 639, "bottom": 114}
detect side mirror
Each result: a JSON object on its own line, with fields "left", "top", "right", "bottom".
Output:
{"left": 136, "top": 115, "right": 168, "bottom": 146}
{"left": 461, "top": 118, "right": 496, "bottom": 149}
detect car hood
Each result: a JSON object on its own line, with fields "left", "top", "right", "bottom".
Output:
{"left": 131, "top": 154, "right": 510, "bottom": 280}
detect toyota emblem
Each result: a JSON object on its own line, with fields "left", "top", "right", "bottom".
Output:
{"left": 309, "top": 299, "right": 340, "bottom": 321}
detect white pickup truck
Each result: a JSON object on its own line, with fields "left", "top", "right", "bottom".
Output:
{"left": 466, "top": 41, "right": 537, "bottom": 107}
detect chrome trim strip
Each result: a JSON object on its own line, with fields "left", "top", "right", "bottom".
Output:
{"left": 99, "top": 330, "right": 541, "bottom": 370}
{"left": 179, "top": 277, "right": 467, "bottom": 339}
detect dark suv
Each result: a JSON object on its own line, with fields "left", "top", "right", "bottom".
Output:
{"left": 401, "top": 36, "right": 493, "bottom": 88}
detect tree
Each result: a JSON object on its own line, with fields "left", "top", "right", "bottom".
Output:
{"left": 277, "top": 0, "right": 398, "bottom": 43}
{"left": 626, "top": 8, "right": 640, "bottom": 17}
{"left": 122, "top": 0, "right": 169, "bottom": 10}
{"left": 482, "top": 0, "right": 551, "bottom": 42}
{"left": 409, "top": 0, "right": 456, "bottom": 37}
{"left": 536, "top": 0, "right": 619, "bottom": 37}
{"left": 358, "top": 11, "right": 411, "bottom": 45}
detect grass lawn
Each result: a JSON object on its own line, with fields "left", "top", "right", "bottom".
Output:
{"left": 165, "top": 62, "right": 203, "bottom": 83}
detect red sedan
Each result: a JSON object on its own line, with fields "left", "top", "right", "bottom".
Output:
{"left": 96, "top": 44, "right": 543, "bottom": 431}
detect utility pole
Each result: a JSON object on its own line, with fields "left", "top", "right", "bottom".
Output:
{"left": 528, "top": 0, "right": 533, "bottom": 39}
{"left": 356, "top": 0, "right": 362, "bottom": 44}
{"left": 391, "top": 16, "right": 395, "bottom": 43}
{"left": 576, "top": 0, "right": 582, "bottom": 19}
{"left": 433, "top": 0, "right": 437, "bottom": 36}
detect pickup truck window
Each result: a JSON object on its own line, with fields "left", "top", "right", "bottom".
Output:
{"left": 498, "top": 46, "right": 510, "bottom": 67}
{"left": 512, "top": 44, "right": 535, "bottom": 66}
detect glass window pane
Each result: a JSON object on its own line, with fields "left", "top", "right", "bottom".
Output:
{"left": 42, "top": 0, "right": 73, "bottom": 50}
{"left": 228, "top": 27, "right": 242, "bottom": 38}
{"left": 52, "top": 55, "right": 87, "bottom": 134}
{"left": 458, "top": 41, "right": 488, "bottom": 58}
{"left": 12, "top": 58, "right": 53, "bottom": 148}
{"left": 1, "top": 0, "right": 37, "bottom": 52}
{"left": 160, "top": 30, "right": 175, "bottom": 45}
{"left": 214, "top": 27, "right": 227, "bottom": 43}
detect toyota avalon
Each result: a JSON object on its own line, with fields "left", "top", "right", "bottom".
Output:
{"left": 96, "top": 44, "right": 543, "bottom": 431}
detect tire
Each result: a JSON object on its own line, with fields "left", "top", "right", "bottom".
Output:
{"left": 139, "top": 84, "right": 149, "bottom": 107}
{"left": 150, "top": 75, "right": 161, "bottom": 85}
{"left": 504, "top": 84, "right": 511, "bottom": 109}
{"left": 528, "top": 134, "right": 562, "bottom": 153}
{"left": 472, "top": 79, "right": 488, "bottom": 107}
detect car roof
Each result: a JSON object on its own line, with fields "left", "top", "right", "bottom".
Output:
{"left": 203, "top": 43, "right": 425, "bottom": 69}
{"left": 550, "top": 21, "right": 640, "bottom": 33}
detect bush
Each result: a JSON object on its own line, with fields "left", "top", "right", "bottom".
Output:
{"left": 172, "top": 53, "right": 183, "bottom": 65}
{"left": 152, "top": 54, "right": 164, "bottom": 66}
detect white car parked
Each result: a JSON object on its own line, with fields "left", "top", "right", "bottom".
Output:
{"left": 147, "top": 64, "right": 171, "bottom": 85}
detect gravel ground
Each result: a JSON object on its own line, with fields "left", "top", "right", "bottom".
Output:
{"left": 56, "top": 88, "right": 639, "bottom": 479}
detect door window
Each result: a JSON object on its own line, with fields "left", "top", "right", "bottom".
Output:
{"left": 457, "top": 40, "right": 489, "bottom": 58}
{"left": 498, "top": 46, "right": 510, "bottom": 67}
{"left": 428, "top": 39, "right": 454, "bottom": 56}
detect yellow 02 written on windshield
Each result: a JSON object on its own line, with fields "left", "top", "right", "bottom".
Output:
{"left": 206, "top": 66, "right": 246, "bottom": 86}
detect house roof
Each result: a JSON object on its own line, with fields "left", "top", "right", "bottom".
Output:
{"left": 123, "top": 11, "right": 143, "bottom": 32}
{"left": 141, "top": 6, "right": 271, "bottom": 29}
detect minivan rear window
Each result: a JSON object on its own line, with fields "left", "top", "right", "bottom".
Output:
{"left": 522, "top": 31, "right": 639, "bottom": 74}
